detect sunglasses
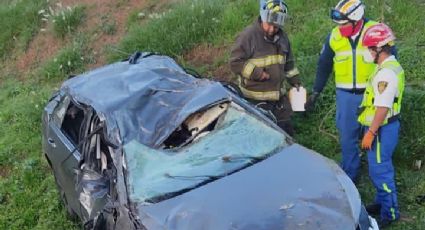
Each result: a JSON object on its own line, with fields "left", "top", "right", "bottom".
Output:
{"left": 331, "top": 9, "right": 349, "bottom": 21}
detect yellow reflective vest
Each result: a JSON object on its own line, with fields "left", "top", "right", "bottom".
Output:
{"left": 329, "top": 20, "right": 378, "bottom": 89}
{"left": 358, "top": 60, "right": 405, "bottom": 126}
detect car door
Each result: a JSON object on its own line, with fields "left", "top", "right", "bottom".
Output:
{"left": 45, "top": 95, "right": 84, "bottom": 216}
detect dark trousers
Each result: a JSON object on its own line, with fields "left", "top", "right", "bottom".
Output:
{"left": 248, "top": 95, "right": 294, "bottom": 136}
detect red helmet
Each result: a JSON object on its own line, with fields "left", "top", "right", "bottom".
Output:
{"left": 362, "top": 23, "right": 396, "bottom": 48}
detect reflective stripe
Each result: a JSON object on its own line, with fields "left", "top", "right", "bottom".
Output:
{"left": 377, "top": 135, "right": 381, "bottom": 164}
{"left": 336, "top": 83, "right": 367, "bottom": 89}
{"left": 354, "top": 50, "right": 370, "bottom": 56}
{"left": 286, "top": 67, "right": 299, "bottom": 78}
{"left": 239, "top": 86, "right": 280, "bottom": 101}
{"left": 383, "top": 183, "right": 392, "bottom": 193}
{"left": 241, "top": 55, "right": 285, "bottom": 79}
{"left": 242, "top": 62, "right": 256, "bottom": 79}
{"left": 249, "top": 55, "right": 285, "bottom": 66}
{"left": 341, "top": 0, "right": 356, "bottom": 13}
{"left": 362, "top": 111, "right": 400, "bottom": 125}
{"left": 390, "top": 208, "right": 396, "bottom": 220}
{"left": 334, "top": 50, "right": 353, "bottom": 57}
{"left": 383, "top": 183, "right": 397, "bottom": 220}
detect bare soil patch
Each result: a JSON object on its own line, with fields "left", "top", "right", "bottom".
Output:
{"left": 15, "top": 0, "right": 153, "bottom": 75}
{"left": 0, "top": 166, "right": 11, "bottom": 178}
{"left": 183, "top": 43, "right": 234, "bottom": 82}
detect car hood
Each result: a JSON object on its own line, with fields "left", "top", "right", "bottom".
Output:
{"left": 136, "top": 144, "right": 361, "bottom": 230}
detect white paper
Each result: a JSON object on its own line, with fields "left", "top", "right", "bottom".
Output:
{"left": 288, "top": 87, "right": 307, "bottom": 112}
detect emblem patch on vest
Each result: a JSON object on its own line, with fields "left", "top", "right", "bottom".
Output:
{"left": 378, "top": 81, "right": 388, "bottom": 94}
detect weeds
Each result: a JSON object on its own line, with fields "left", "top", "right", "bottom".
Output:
{"left": 39, "top": 37, "right": 88, "bottom": 79}
{"left": 109, "top": 0, "right": 257, "bottom": 61}
{"left": 0, "top": 0, "right": 47, "bottom": 59}
{"left": 101, "top": 15, "right": 117, "bottom": 35}
{"left": 39, "top": 3, "right": 86, "bottom": 38}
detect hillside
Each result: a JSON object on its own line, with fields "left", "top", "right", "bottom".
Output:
{"left": 0, "top": 0, "right": 424, "bottom": 229}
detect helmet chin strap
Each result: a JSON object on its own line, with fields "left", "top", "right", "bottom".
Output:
{"left": 374, "top": 47, "right": 383, "bottom": 64}
{"left": 350, "top": 20, "right": 356, "bottom": 35}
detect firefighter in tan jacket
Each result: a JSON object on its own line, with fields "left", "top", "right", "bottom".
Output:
{"left": 229, "top": 0, "right": 301, "bottom": 135}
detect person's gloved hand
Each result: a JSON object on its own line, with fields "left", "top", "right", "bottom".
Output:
{"left": 288, "top": 76, "right": 301, "bottom": 90}
{"left": 361, "top": 129, "right": 376, "bottom": 150}
{"left": 304, "top": 92, "right": 319, "bottom": 112}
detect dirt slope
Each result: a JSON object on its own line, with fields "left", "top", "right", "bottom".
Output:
{"left": 16, "top": 0, "right": 147, "bottom": 76}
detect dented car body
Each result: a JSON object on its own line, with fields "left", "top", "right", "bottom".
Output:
{"left": 42, "top": 53, "right": 378, "bottom": 229}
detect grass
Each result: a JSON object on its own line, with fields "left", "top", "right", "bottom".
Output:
{"left": 0, "top": 0, "right": 424, "bottom": 229}
{"left": 108, "top": 0, "right": 257, "bottom": 61}
{"left": 100, "top": 15, "right": 117, "bottom": 35}
{"left": 0, "top": 0, "right": 47, "bottom": 59}
{"left": 0, "top": 79, "right": 79, "bottom": 229}
{"left": 39, "top": 36, "right": 89, "bottom": 79}
{"left": 51, "top": 5, "right": 86, "bottom": 38}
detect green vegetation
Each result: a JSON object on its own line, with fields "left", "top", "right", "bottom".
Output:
{"left": 109, "top": 0, "right": 257, "bottom": 61}
{"left": 52, "top": 5, "right": 86, "bottom": 38}
{"left": 0, "top": 0, "right": 47, "bottom": 59}
{"left": 100, "top": 15, "right": 117, "bottom": 35}
{"left": 0, "top": 0, "right": 424, "bottom": 229}
{"left": 40, "top": 37, "right": 89, "bottom": 79}
{"left": 0, "top": 79, "right": 79, "bottom": 229}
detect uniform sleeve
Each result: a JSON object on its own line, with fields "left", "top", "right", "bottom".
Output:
{"left": 372, "top": 68, "right": 399, "bottom": 108}
{"left": 229, "top": 33, "right": 263, "bottom": 81}
{"left": 313, "top": 34, "right": 334, "bottom": 93}
{"left": 282, "top": 40, "right": 301, "bottom": 86}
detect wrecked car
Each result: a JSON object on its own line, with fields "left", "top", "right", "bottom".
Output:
{"left": 42, "top": 52, "right": 379, "bottom": 230}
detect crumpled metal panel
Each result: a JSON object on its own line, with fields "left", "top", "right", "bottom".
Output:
{"left": 137, "top": 144, "right": 362, "bottom": 230}
{"left": 77, "top": 168, "right": 109, "bottom": 220}
{"left": 61, "top": 54, "right": 230, "bottom": 147}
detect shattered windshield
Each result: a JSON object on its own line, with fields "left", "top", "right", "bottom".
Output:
{"left": 124, "top": 104, "right": 288, "bottom": 203}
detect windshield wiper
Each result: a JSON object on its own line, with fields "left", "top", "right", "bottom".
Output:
{"left": 145, "top": 173, "right": 224, "bottom": 203}
{"left": 164, "top": 172, "right": 222, "bottom": 180}
{"left": 221, "top": 154, "right": 267, "bottom": 163}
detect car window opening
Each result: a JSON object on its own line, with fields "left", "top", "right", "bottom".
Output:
{"left": 79, "top": 113, "right": 113, "bottom": 175}
{"left": 162, "top": 103, "right": 230, "bottom": 149}
{"left": 61, "top": 102, "right": 85, "bottom": 145}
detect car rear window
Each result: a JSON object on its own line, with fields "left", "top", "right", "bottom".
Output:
{"left": 124, "top": 104, "right": 288, "bottom": 203}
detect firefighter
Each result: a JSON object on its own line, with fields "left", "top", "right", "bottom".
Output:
{"left": 229, "top": 0, "right": 302, "bottom": 136}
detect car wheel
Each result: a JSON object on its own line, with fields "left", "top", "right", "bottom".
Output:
{"left": 53, "top": 172, "right": 78, "bottom": 220}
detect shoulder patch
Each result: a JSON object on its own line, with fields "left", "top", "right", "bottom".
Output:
{"left": 378, "top": 81, "right": 388, "bottom": 94}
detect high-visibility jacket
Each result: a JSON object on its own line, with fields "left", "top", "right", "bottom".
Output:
{"left": 358, "top": 60, "right": 405, "bottom": 126}
{"left": 330, "top": 20, "right": 378, "bottom": 90}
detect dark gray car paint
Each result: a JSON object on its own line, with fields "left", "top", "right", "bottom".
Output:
{"left": 61, "top": 55, "right": 230, "bottom": 148}
{"left": 43, "top": 94, "right": 82, "bottom": 216}
{"left": 42, "top": 53, "right": 373, "bottom": 229}
{"left": 138, "top": 144, "right": 360, "bottom": 230}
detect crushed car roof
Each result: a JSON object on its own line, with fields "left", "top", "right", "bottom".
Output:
{"left": 61, "top": 53, "right": 231, "bottom": 147}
